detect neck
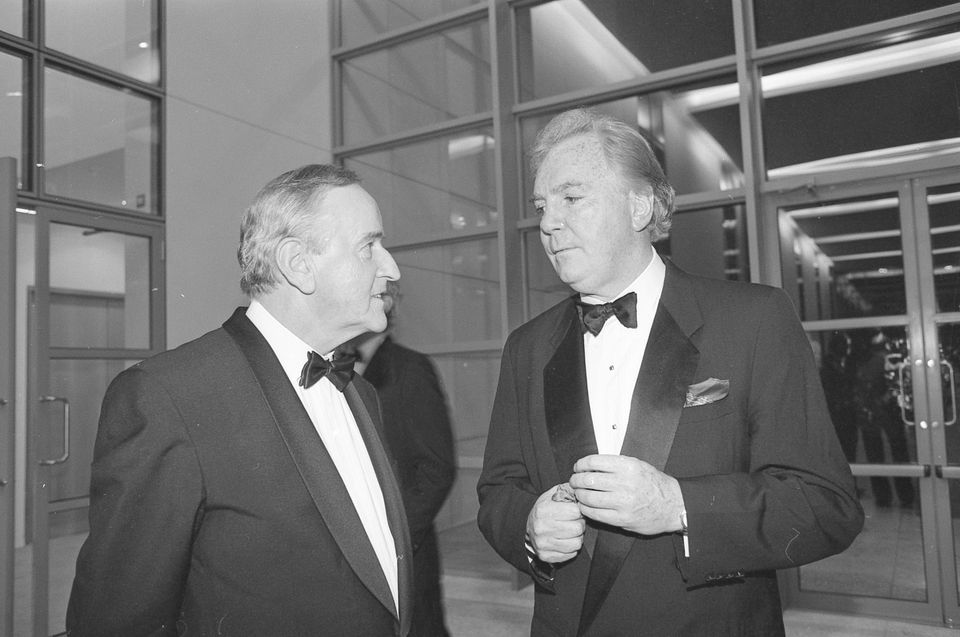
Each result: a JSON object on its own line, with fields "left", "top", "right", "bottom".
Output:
{"left": 255, "top": 291, "right": 355, "bottom": 355}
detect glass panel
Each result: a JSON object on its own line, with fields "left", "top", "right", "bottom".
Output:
{"left": 391, "top": 240, "right": 500, "bottom": 348}
{"left": 519, "top": 80, "right": 742, "bottom": 207}
{"left": 763, "top": 28, "right": 960, "bottom": 178}
{"left": 778, "top": 193, "right": 905, "bottom": 321}
{"left": 754, "top": 0, "right": 958, "bottom": 48}
{"left": 431, "top": 351, "right": 500, "bottom": 443}
{"left": 44, "top": 68, "right": 158, "bottom": 213}
{"left": 655, "top": 205, "right": 749, "bottom": 281}
{"left": 0, "top": 1, "right": 22, "bottom": 36}
{"left": 0, "top": 52, "right": 24, "bottom": 189}
{"left": 927, "top": 183, "right": 960, "bottom": 314}
{"left": 45, "top": 0, "right": 159, "bottom": 83}
{"left": 801, "top": 326, "right": 923, "bottom": 600}
{"left": 341, "top": 21, "right": 491, "bottom": 145}
{"left": 345, "top": 128, "right": 497, "bottom": 245}
{"left": 49, "top": 223, "right": 151, "bottom": 349}
{"left": 516, "top": 0, "right": 734, "bottom": 102}
{"left": 339, "top": 0, "right": 484, "bottom": 47}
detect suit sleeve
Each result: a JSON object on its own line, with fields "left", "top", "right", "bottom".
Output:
{"left": 66, "top": 367, "right": 204, "bottom": 637}
{"left": 676, "top": 288, "right": 864, "bottom": 583}
{"left": 399, "top": 354, "right": 456, "bottom": 550}
{"left": 476, "top": 335, "right": 548, "bottom": 584}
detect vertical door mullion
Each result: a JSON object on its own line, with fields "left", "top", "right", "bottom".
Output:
{"left": 1, "top": 157, "right": 18, "bottom": 637}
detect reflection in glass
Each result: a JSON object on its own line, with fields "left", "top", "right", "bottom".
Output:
{"left": 754, "top": 0, "right": 958, "bottom": 48}
{"left": 525, "top": 229, "right": 571, "bottom": 320}
{"left": 48, "top": 223, "right": 151, "bottom": 349}
{"left": 392, "top": 240, "right": 500, "bottom": 348}
{"left": 0, "top": 52, "right": 24, "bottom": 188}
{"left": 938, "top": 324, "right": 960, "bottom": 467}
{"left": 45, "top": 0, "right": 159, "bottom": 83}
{"left": 779, "top": 194, "right": 905, "bottom": 321}
{"left": 763, "top": 29, "right": 960, "bottom": 177}
{"left": 801, "top": 326, "right": 923, "bottom": 600}
{"left": 655, "top": 205, "right": 748, "bottom": 281}
{"left": 927, "top": 184, "right": 960, "bottom": 314}
{"left": 516, "top": 0, "right": 734, "bottom": 102}
{"left": 341, "top": 21, "right": 491, "bottom": 145}
{"left": 339, "top": 0, "right": 484, "bottom": 47}
{"left": 345, "top": 129, "right": 497, "bottom": 245}
{"left": 44, "top": 68, "right": 158, "bottom": 213}
{"left": 519, "top": 81, "right": 742, "bottom": 207}
{"left": 0, "top": 1, "right": 22, "bottom": 36}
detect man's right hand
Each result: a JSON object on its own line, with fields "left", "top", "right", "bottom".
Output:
{"left": 525, "top": 485, "right": 585, "bottom": 563}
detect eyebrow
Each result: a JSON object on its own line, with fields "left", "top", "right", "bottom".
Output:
{"left": 530, "top": 180, "right": 587, "bottom": 202}
{"left": 359, "top": 230, "right": 383, "bottom": 244}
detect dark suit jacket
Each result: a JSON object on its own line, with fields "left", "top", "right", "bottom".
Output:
{"left": 67, "top": 308, "right": 413, "bottom": 637}
{"left": 477, "top": 261, "right": 864, "bottom": 637}
{"left": 364, "top": 337, "right": 456, "bottom": 637}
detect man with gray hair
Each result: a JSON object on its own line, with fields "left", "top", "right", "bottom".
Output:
{"left": 67, "top": 164, "right": 413, "bottom": 636}
{"left": 478, "top": 108, "right": 863, "bottom": 636}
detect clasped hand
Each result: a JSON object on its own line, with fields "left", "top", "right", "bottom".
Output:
{"left": 525, "top": 454, "right": 684, "bottom": 563}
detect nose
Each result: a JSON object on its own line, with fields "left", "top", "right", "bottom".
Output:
{"left": 378, "top": 245, "right": 401, "bottom": 281}
{"left": 539, "top": 201, "right": 564, "bottom": 235}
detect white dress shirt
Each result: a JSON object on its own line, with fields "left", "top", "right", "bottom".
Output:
{"left": 246, "top": 300, "right": 399, "bottom": 613}
{"left": 581, "top": 252, "right": 665, "bottom": 455}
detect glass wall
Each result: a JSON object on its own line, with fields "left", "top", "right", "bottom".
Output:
{"left": 333, "top": 0, "right": 960, "bottom": 542}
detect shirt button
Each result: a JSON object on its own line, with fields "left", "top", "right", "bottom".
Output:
{"left": 612, "top": 424, "right": 618, "bottom": 430}
{"left": 609, "top": 365, "right": 614, "bottom": 371}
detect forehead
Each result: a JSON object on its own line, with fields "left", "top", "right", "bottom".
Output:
{"left": 315, "top": 184, "right": 383, "bottom": 234}
{"left": 534, "top": 134, "right": 610, "bottom": 189}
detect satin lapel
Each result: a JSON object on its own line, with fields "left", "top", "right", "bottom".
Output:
{"left": 577, "top": 283, "right": 701, "bottom": 637}
{"left": 544, "top": 303, "right": 598, "bottom": 482}
{"left": 345, "top": 380, "right": 413, "bottom": 633}
{"left": 222, "top": 309, "right": 400, "bottom": 624}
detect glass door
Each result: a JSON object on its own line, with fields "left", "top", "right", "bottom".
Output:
{"left": 15, "top": 204, "right": 163, "bottom": 637}
{"left": 773, "top": 172, "right": 960, "bottom": 628}
{"left": 1, "top": 157, "right": 16, "bottom": 637}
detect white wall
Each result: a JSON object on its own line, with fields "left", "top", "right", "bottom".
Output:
{"left": 164, "top": 0, "right": 333, "bottom": 347}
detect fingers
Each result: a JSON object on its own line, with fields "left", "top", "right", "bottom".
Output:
{"left": 527, "top": 486, "right": 586, "bottom": 563}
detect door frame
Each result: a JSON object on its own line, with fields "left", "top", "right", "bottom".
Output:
{"left": 1, "top": 157, "right": 18, "bottom": 637}
{"left": 768, "top": 168, "right": 959, "bottom": 627}
{"left": 25, "top": 203, "right": 164, "bottom": 636}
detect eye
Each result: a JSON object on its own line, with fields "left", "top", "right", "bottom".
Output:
{"left": 563, "top": 195, "right": 582, "bottom": 205}
{"left": 533, "top": 203, "right": 545, "bottom": 216}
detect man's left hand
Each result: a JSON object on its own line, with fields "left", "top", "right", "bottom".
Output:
{"left": 569, "top": 454, "right": 684, "bottom": 535}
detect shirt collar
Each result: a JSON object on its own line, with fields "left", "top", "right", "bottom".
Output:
{"left": 579, "top": 250, "right": 665, "bottom": 311}
{"left": 246, "top": 299, "right": 326, "bottom": 389}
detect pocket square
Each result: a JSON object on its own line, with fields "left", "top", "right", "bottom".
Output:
{"left": 684, "top": 378, "right": 730, "bottom": 407}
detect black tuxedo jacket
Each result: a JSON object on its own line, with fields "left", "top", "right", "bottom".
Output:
{"left": 477, "top": 261, "right": 863, "bottom": 637}
{"left": 67, "top": 308, "right": 413, "bottom": 637}
{"left": 364, "top": 337, "right": 456, "bottom": 636}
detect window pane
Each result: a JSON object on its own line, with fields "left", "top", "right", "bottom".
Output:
{"left": 49, "top": 223, "right": 152, "bottom": 349}
{"left": 0, "top": 52, "right": 24, "bottom": 189}
{"left": 524, "top": 229, "right": 571, "bottom": 320}
{"left": 763, "top": 29, "right": 960, "bottom": 178}
{"left": 655, "top": 205, "right": 749, "bottom": 281}
{"left": 520, "top": 83, "right": 742, "bottom": 211}
{"left": 0, "top": 0, "right": 22, "bottom": 36}
{"left": 517, "top": 0, "right": 734, "bottom": 102}
{"left": 339, "top": 0, "right": 484, "bottom": 47}
{"left": 345, "top": 129, "right": 496, "bottom": 245}
{"left": 925, "top": 183, "right": 960, "bottom": 313}
{"left": 430, "top": 351, "right": 500, "bottom": 442}
{"left": 778, "top": 193, "right": 906, "bottom": 321}
{"left": 341, "top": 21, "right": 491, "bottom": 145}
{"left": 754, "top": 0, "right": 957, "bottom": 48}
{"left": 391, "top": 240, "right": 500, "bottom": 348}
{"left": 44, "top": 68, "right": 158, "bottom": 213}
{"left": 45, "top": 0, "right": 159, "bottom": 83}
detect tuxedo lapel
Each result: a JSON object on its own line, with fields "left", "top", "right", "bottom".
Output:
{"left": 544, "top": 302, "right": 598, "bottom": 482}
{"left": 221, "top": 309, "right": 403, "bottom": 627}
{"left": 578, "top": 267, "right": 701, "bottom": 636}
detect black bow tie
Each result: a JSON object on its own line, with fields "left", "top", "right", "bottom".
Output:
{"left": 299, "top": 350, "right": 355, "bottom": 391}
{"left": 575, "top": 291, "right": 638, "bottom": 336}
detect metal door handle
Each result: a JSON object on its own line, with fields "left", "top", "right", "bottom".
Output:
{"left": 942, "top": 360, "right": 956, "bottom": 426}
{"left": 39, "top": 395, "right": 70, "bottom": 465}
{"left": 898, "top": 362, "right": 914, "bottom": 425}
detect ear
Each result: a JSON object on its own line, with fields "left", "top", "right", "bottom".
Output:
{"left": 275, "top": 237, "right": 316, "bottom": 295}
{"left": 629, "top": 191, "right": 655, "bottom": 232}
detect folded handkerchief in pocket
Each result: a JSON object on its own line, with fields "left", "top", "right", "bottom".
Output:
{"left": 684, "top": 377, "right": 730, "bottom": 407}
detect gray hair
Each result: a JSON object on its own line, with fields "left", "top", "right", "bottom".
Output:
{"left": 530, "top": 107, "right": 675, "bottom": 241}
{"left": 238, "top": 164, "right": 361, "bottom": 297}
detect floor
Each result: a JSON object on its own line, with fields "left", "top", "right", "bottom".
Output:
{"left": 10, "top": 513, "right": 960, "bottom": 636}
